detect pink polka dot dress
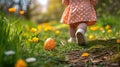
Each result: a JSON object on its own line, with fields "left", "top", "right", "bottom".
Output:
{"left": 61, "top": 0, "right": 97, "bottom": 26}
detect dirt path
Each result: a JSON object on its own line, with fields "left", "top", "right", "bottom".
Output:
{"left": 65, "top": 49, "right": 120, "bottom": 67}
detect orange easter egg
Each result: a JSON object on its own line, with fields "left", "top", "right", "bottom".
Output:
{"left": 44, "top": 38, "right": 56, "bottom": 50}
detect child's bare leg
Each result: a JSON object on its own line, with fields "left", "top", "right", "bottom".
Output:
{"left": 76, "top": 23, "right": 87, "bottom": 45}
{"left": 69, "top": 24, "right": 77, "bottom": 38}
{"left": 68, "top": 24, "right": 77, "bottom": 42}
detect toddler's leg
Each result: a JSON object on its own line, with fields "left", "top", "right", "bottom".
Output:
{"left": 77, "top": 23, "right": 87, "bottom": 31}
{"left": 76, "top": 23, "right": 87, "bottom": 45}
{"left": 68, "top": 24, "right": 77, "bottom": 43}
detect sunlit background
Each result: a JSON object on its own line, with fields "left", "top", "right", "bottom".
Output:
{"left": 0, "top": 0, "right": 63, "bottom": 23}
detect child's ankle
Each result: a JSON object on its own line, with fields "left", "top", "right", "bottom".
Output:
{"left": 76, "top": 28, "right": 85, "bottom": 34}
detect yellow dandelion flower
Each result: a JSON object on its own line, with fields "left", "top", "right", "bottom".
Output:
{"left": 15, "top": 59, "right": 27, "bottom": 67}
{"left": 19, "top": 10, "right": 24, "bottom": 15}
{"left": 90, "top": 26, "right": 99, "bottom": 31}
{"left": 100, "top": 28, "right": 104, "bottom": 31}
{"left": 47, "top": 26, "right": 54, "bottom": 31}
{"left": 44, "top": 28, "right": 49, "bottom": 32}
{"left": 89, "top": 35, "right": 94, "bottom": 39}
{"left": 116, "top": 39, "right": 120, "bottom": 44}
{"left": 37, "top": 25, "right": 42, "bottom": 31}
{"left": 48, "top": 26, "right": 53, "bottom": 30}
{"left": 105, "top": 25, "right": 110, "bottom": 30}
{"left": 31, "top": 28, "right": 37, "bottom": 33}
{"left": 55, "top": 30, "right": 60, "bottom": 35}
{"left": 32, "top": 37, "right": 39, "bottom": 42}
{"left": 8, "top": 7, "right": 16, "bottom": 13}
{"left": 107, "top": 29, "right": 112, "bottom": 33}
{"left": 81, "top": 52, "right": 89, "bottom": 57}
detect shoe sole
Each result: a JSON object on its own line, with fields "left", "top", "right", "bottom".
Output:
{"left": 76, "top": 32, "right": 85, "bottom": 45}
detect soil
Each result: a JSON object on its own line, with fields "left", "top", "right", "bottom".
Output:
{"left": 65, "top": 49, "right": 120, "bottom": 67}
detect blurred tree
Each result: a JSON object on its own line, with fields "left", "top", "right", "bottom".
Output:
{"left": 25, "top": 0, "right": 42, "bottom": 21}
{"left": 0, "top": 0, "right": 13, "bottom": 12}
{"left": 0, "top": 0, "right": 31, "bottom": 14}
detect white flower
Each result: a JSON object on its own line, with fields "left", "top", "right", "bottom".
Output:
{"left": 4, "top": 50, "right": 15, "bottom": 56}
{"left": 26, "top": 57, "right": 36, "bottom": 62}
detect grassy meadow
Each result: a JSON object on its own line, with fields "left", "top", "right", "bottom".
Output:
{"left": 0, "top": 12, "right": 120, "bottom": 67}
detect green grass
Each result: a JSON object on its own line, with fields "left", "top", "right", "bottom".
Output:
{"left": 0, "top": 13, "right": 120, "bottom": 67}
